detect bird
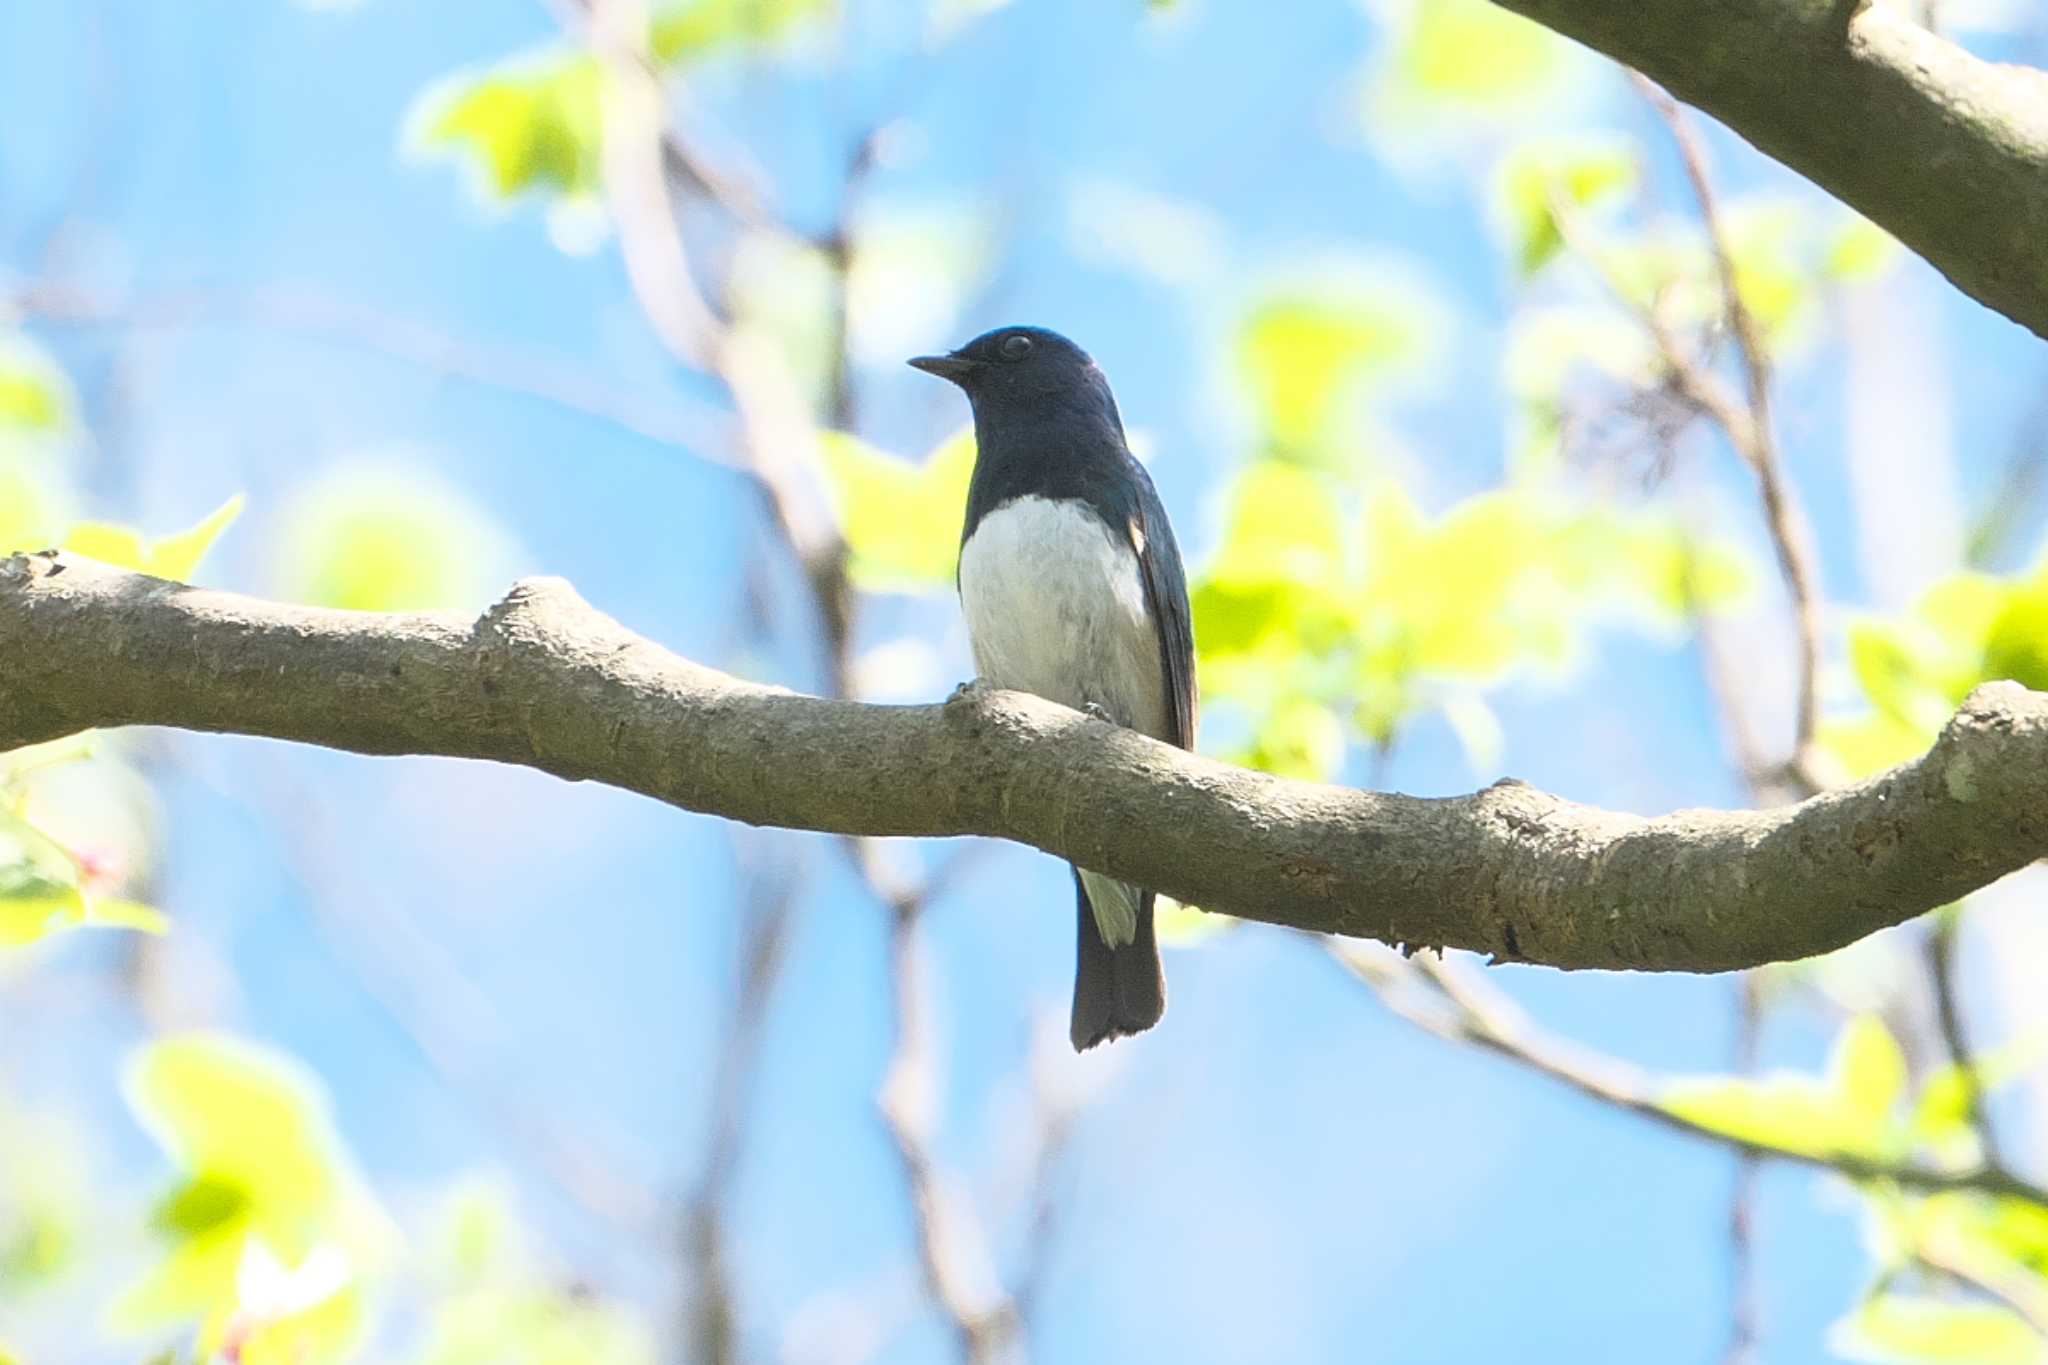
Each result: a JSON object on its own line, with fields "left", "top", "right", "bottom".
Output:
{"left": 909, "top": 325, "right": 1197, "bottom": 1050}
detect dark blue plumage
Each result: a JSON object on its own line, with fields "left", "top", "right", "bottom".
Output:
{"left": 910, "top": 326, "right": 1197, "bottom": 1049}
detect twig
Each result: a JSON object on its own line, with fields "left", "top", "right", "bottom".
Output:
{"left": 1926, "top": 905, "right": 2007, "bottom": 1173}
{"left": 1327, "top": 941, "right": 2048, "bottom": 1209}
{"left": 681, "top": 832, "right": 810, "bottom": 1365}
{"left": 877, "top": 877, "right": 1021, "bottom": 1365}
{"left": 565, "top": 7, "right": 1019, "bottom": 1347}
{"left": 8, "top": 278, "right": 739, "bottom": 467}
{"left": 1633, "top": 75, "right": 1828, "bottom": 786}
{"left": 1722, "top": 974, "right": 1763, "bottom": 1365}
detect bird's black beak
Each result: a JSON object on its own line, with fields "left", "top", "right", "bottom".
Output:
{"left": 907, "top": 352, "right": 981, "bottom": 385}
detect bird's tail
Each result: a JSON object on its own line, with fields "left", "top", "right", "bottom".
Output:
{"left": 1069, "top": 869, "right": 1165, "bottom": 1050}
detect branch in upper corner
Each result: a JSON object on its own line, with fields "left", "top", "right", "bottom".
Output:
{"left": 1486, "top": 0, "right": 2048, "bottom": 339}
{"left": 6, "top": 552, "right": 2048, "bottom": 974}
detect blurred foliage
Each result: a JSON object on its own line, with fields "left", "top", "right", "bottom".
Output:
{"left": 1235, "top": 271, "right": 1440, "bottom": 466}
{"left": 0, "top": 335, "right": 74, "bottom": 442}
{"left": 1, "top": 2, "right": 2042, "bottom": 1364}
{"left": 1835, "top": 1295, "right": 2041, "bottom": 1365}
{"left": 1662, "top": 1014, "right": 1911, "bottom": 1162}
{"left": 274, "top": 464, "right": 512, "bottom": 613}
{"left": 412, "top": 1180, "right": 656, "bottom": 1365}
{"left": 1368, "top": 0, "right": 1583, "bottom": 138}
{"left": 0, "top": 485, "right": 244, "bottom": 953}
{"left": 1191, "top": 460, "right": 1747, "bottom": 775}
{"left": 820, "top": 427, "right": 976, "bottom": 593}
{"left": 116, "top": 1035, "right": 395, "bottom": 1362}
{"left": 411, "top": 0, "right": 831, "bottom": 213}
{"left": 66, "top": 496, "right": 245, "bottom": 584}
{"left": 416, "top": 54, "right": 603, "bottom": 202}
{"left": 1822, "top": 558, "right": 2048, "bottom": 780}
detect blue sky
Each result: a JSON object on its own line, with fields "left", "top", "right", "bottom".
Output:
{"left": 4, "top": 2, "right": 2046, "bottom": 1362}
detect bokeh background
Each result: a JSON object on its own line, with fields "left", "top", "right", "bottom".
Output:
{"left": 6, "top": 2, "right": 2048, "bottom": 1362}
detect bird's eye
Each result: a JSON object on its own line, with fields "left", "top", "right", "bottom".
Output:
{"left": 1000, "top": 334, "right": 1034, "bottom": 361}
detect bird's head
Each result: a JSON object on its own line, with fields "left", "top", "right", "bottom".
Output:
{"left": 908, "top": 326, "right": 1117, "bottom": 422}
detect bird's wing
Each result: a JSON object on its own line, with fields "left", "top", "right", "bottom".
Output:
{"left": 1131, "top": 475, "right": 1198, "bottom": 752}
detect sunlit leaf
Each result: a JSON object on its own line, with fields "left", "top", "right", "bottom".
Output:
{"left": 0, "top": 810, "right": 85, "bottom": 948}
{"left": 1660, "top": 1074, "right": 1867, "bottom": 1160}
{"left": 413, "top": 52, "right": 603, "bottom": 202}
{"left": 1236, "top": 273, "right": 1441, "bottom": 462}
{"left": 1239, "top": 696, "right": 1346, "bottom": 782}
{"left": 818, "top": 427, "right": 975, "bottom": 594}
{"left": 413, "top": 1181, "right": 658, "bottom": 1365}
{"left": 1982, "top": 572, "right": 2048, "bottom": 694}
{"left": 1379, "top": 0, "right": 1568, "bottom": 119}
{"left": 276, "top": 463, "right": 512, "bottom": 612}
{"left": 1834, "top": 1014, "right": 1908, "bottom": 1129}
{"left": 652, "top": 0, "right": 832, "bottom": 63}
{"left": 1826, "top": 215, "right": 1901, "bottom": 284}
{"left": 117, "top": 1034, "right": 392, "bottom": 1346}
{"left": 0, "top": 337, "right": 72, "bottom": 435}
{"left": 65, "top": 495, "right": 245, "bottom": 583}
{"left": 1153, "top": 894, "right": 1232, "bottom": 948}
{"left": 1832, "top": 1294, "right": 2041, "bottom": 1365}
{"left": 125, "top": 1036, "right": 342, "bottom": 1261}
{"left": 1497, "top": 137, "right": 1637, "bottom": 276}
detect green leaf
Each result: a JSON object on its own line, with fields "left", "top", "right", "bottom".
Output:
{"left": 0, "top": 892, "right": 84, "bottom": 949}
{"left": 117, "top": 1034, "right": 392, "bottom": 1346}
{"left": 1826, "top": 215, "right": 1901, "bottom": 284}
{"left": 1832, "top": 1294, "right": 2041, "bottom": 1365}
{"left": 65, "top": 494, "right": 245, "bottom": 583}
{"left": 1834, "top": 1013, "right": 1908, "bottom": 1128}
{"left": 1239, "top": 696, "right": 1347, "bottom": 782}
{"left": 818, "top": 427, "right": 975, "bottom": 594}
{"left": 86, "top": 897, "right": 170, "bottom": 934}
{"left": 277, "top": 464, "right": 511, "bottom": 612}
{"left": 125, "top": 1036, "right": 342, "bottom": 1260}
{"left": 1660, "top": 1015, "right": 1907, "bottom": 1162}
{"left": 651, "top": 0, "right": 832, "bottom": 63}
{"left": 1153, "top": 895, "right": 1232, "bottom": 948}
{"left": 1982, "top": 572, "right": 2048, "bottom": 694}
{"left": 1820, "top": 711, "right": 1935, "bottom": 783}
{"left": 1382, "top": 0, "right": 1568, "bottom": 114}
{"left": 0, "top": 809, "right": 87, "bottom": 948}
{"left": 414, "top": 53, "right": 603, "bottom": 202}
{"left": 1660, "top": 1073, "right": 1868, "bottom": 1160}
{"left": 1497, "top": 138, "right": 1637, "bottom": 276}
{"left": 154, "top": 1174, "right": 254, "bottom": 1239}
{"left": 0, "top": 337, "right": 71, "bottom": 435}
{"left": 1236, "top": 276, "right": 1439, "bottom": 461}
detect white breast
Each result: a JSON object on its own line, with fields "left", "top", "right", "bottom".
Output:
{"left": 958, "top": 495, "right": 1170, "bottom": 742}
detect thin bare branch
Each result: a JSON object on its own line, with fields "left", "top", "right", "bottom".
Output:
{"left": 1635, "top": 76, "right": 1828, "bottom": 782}
{"left": 7, "top": 278, "right": 738, "bottom": 466}
{"left": 1329, "top": 942, "right": 2048, "bottom": 1208}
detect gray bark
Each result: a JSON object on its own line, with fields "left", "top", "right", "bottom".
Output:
{"left": 6, "top": 550, "right": 2046, "bottom": 972}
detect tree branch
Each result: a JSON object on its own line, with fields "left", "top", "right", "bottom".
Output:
{"left": 8, "top": 551, "right": 2048, "bottom": 972}
{"left": 1492, "top": 0, "right": 2048, "bottom": 340}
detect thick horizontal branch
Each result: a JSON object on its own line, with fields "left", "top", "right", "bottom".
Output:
{"left": 1492, "top": 0, "right": 2048, "bottom": 341}
{"left": 7, "top": 551, "right": 2047, "bottom": 972}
